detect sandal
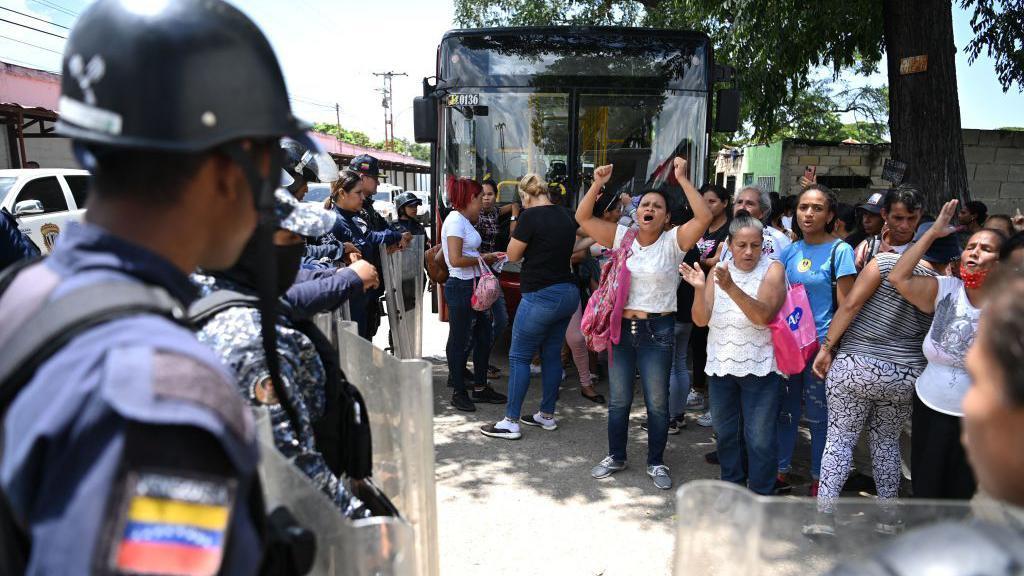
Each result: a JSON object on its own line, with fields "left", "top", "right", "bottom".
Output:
{"left": 581, "top": 385, "right": 606, "bottom": 404}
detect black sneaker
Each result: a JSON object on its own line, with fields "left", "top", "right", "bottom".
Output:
{"left": 640, "top": 419, "right": 681, "bottom": 435}
{"left": 471, "top": 386, "right": 507, "bottom": 404}
{"left": 451, "top": 393, "right": 476, "bottom": 412}
{"left": 704, "top": 450, "right": 719, "bottom": 465}
{"left": 774, "top": 475, "right": 793, "bottom": 495}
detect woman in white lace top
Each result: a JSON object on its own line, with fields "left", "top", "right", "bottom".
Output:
{"left": 681, "top": 212, "right": 786, "bottom": 495}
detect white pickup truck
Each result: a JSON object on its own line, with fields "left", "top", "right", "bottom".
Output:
{"left": 0, "top": 169, "right": 90, "bottom": 254}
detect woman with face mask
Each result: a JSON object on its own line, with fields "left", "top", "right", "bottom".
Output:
{"left": 576, "top": 158, "right": 712, "bottom": 491}
{"left": 890, "top": 199, "right": 1007, "bottom": 499}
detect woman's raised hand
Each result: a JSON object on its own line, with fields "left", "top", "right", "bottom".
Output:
{"left": 593, "top": 165, "right": 613, "bottom": 187}
{"left": 679, "top": 262, "right": 706, "bottom": 287}
{"left": 931, "top": 199, "right": 959, "bottom": 238}
{"left": 673, "top": 157, "right": 690, "bottom": 183}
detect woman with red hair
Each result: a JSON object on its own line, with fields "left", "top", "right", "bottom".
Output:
{"left": 442, "top": 177, "right": 506, "bottom": 411}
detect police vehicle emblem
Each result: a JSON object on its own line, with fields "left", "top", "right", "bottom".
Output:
{"left": 40, "top": 222, "right": 60, "bottom": 254}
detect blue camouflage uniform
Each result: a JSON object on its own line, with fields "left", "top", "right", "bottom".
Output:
{"left": 0, "top": 222, "right": 262, "bottom": 574}
{"left": 286, "top": 266, "right": 364, "bottom": 320}
{"left": 194, "top": 190, "right": 371, "bottom": 519}
{"left": 0, "top": 207, "right": 40, "bottom": 269}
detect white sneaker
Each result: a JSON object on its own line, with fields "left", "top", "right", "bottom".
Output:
{"left": 696, "top": 411, "right": 713, "bottom": 427}
{"left": 521, "top": 412, "right": 557, "bottom": 431}
{"left": 530, "top": 364, "right": 542, "bottom": 376}
{"left": 686, "top": 390, "right": 706, "bottom": 412}
{"left": 480, "top": 417, "right": 522, "bottom": 440}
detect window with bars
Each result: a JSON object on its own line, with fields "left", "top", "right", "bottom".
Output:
{"left": 756, "top": 176, "right": 777, "bottom": 194}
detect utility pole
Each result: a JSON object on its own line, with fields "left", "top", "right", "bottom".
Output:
{"left": 335, "top": 103, "right": 342, "bottom": 139}
{"left": 373, "top": 71, "right": 407, "bottom": 151}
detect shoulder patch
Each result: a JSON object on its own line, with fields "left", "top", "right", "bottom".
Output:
{"left": 151, "top": 352, "right": 253, "bottom": 442}
{"left": 109, "top": 470, "right": 235, "bottom": 576}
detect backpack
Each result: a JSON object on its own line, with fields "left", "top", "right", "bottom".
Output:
{"left": 471, "top": 256, "right": 501, "bottom": 311}
{"left": 581, "top": 227, "right": 639, "bottom": 352}
{"left": 424, "top": 243, "right": 449, "bottom": 284}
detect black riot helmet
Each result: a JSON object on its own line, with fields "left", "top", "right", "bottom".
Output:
{"left": 394, "top": 191, "right": 422, "bottom": 214}
{"left": 57, "top": 0, "right": 312, "bottom": 439}
{"left": 56, "top": 0, "right": 307, "bottom": 153}
{"left": 281, "top": 137, "right": 340, "bottom": 195}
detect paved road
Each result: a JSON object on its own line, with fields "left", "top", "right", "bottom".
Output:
{"left": 374, "top": 299, "right": 817, "bottom": 575}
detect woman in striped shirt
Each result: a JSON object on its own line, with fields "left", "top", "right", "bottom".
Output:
{"left": 810, "top": 186, "right": 946, "bottom": 517}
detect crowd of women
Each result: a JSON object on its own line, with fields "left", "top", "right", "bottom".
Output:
{"left": 436, "top": 158, "right": 1024, "bottom": 500}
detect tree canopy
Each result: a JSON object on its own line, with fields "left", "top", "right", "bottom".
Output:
{"left": 453, "top": 0, "right": 1022, "bottom": 144}
{"left": 312, "top": 122, "right": 431, "bottom": 161}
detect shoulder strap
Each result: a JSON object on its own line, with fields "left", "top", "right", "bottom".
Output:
{"left": 829, "top": 239, "right": 842, "bottom": 313}
{"left": 622, "top": 226, "right": 639, "bottom": 257}
{"left": 188, "top": 289, "right": 260, "bottom": 327}
{"left": 0, "top": 281, "right": 186, "bottom": 413}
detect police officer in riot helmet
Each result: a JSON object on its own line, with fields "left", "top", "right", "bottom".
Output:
{"left": 394, "top": 191, "right": 427, "bottom": 237}
{"left": 282, "top": 137, "right": 332, "bottom": 201}
{"left": 192, "top": 189, "right": 387, "bottom": 519}
{"left": 0, "top": 1, "right": 313, "bottom": 573}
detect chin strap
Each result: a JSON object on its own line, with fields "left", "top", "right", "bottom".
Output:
{"left": 222, "top": 142, "right": 304, "bottom": 435}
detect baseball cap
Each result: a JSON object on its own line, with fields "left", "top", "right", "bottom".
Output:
{"left": 914, "top": 221, "right": 961, "bottom": 264}
{"left": 858, "top": 191, "right": 887, "bottom": 214}
{"left": 275, "top": 188, "right": 336, "bottom": 237}
{"left": 349, "top": 154, "right": 380, "bottom": 178}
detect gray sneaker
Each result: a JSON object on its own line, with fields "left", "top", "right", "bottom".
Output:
{"left": 591, "top": 456, "right": 627, "bottom": 479}
{"left": 647, "top": 464, "right": 672, "bottom": 490}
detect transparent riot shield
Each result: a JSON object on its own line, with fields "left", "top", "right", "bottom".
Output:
{"left": 674, "top": 480, "right": 974, "bottom": 576}
{"left": 254, "top": 409, "right": 416, "bottom": 576}
{"left": 336, "top": 321, "right": 439, "bottom": 576}
{"left": 379, "top": 235, "right": 425, "bottom": 359}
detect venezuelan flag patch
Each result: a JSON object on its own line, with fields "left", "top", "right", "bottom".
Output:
{"left": 111, "top": 472, "right": 235, "bottom": 576}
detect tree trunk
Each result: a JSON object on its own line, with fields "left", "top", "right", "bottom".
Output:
{"left": 883, "top": 0, "right": 969, "bottom": 214}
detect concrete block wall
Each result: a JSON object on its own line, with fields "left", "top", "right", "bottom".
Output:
{"left": 772, "top": 130, "right": 1024, "bottom": 215}
{"left": 780, "top": 142, "right": 888, "bottom": 204}
{"left": 963, "top": 129, "right": 1024, "bottom": 215}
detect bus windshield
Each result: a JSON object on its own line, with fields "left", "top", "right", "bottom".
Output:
{"left": 442, "top": 90, "right": 706, "bottom": 208}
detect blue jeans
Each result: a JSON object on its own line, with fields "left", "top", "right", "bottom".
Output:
{"left": 506, "top": 283, "right": 579, "bottom": 419}
{"left": 445, "top": 278, "right": 492, "bottom": 395}
{"left": 710, "top": 373, "right": 781, "bottom": 495}
{"left": 608, "top": 315, "right": 674, "bottom": 466}
{"left": 668, "top": 321, "right": 693, "bottom": 419}
{"left": 777, "top": 364, "right": 828, "bottom": 479}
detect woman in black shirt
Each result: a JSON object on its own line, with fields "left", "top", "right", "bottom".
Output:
{"left": 481, "top": 174, "right": 580, "bottom": 440}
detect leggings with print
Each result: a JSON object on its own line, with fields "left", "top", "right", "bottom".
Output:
{"left": 817, "top": 353, "right": 918, "bottom": 511}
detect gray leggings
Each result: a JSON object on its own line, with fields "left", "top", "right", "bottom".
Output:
{"left": 817, "top": 353, "right": 919, "bottom": 511}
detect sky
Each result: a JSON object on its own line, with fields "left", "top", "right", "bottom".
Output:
{"left": 0, "top": 0, "right": 1021, "bottom": 142}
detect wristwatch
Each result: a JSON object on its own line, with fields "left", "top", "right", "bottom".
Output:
{"left": 510, "top": 216, "right": 518, "bottom": 222}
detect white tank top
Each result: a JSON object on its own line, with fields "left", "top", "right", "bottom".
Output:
{"left": 705, "top": 257, "right": 780, "bottom": 377}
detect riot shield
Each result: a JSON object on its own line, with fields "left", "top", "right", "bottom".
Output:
{"left": 674, "top": 481, "right": 974, "bottom": 576}
{"left": 254, "top": 409, "right": 416, "bottom": 576}
{"left": 336, "top": 321, "right": 439, "bottom": 576}
{"left": 313, "top": 304, "right": 351, "bottom": 350}
{"left": 379, "top": 235, "right": 425, "bottom": 359}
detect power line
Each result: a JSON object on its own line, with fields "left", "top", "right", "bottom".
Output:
{"left": 0, "top": 6, "right": 69, "bottom": 29}
{"left": 0, "top": 32, "right": 63, "bottom": 54}
{"left": 0, "top": 17, "right": 66, "bottom": 39}
{"left": 28, "top": 0, "right": 77, "bottom": 19}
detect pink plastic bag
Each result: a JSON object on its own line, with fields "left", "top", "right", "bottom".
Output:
{"left": 768, "top": 283, "right": 819, "bottom": 376}
{"left": 471, "top": 256, "right": 501, "bottom": 311}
